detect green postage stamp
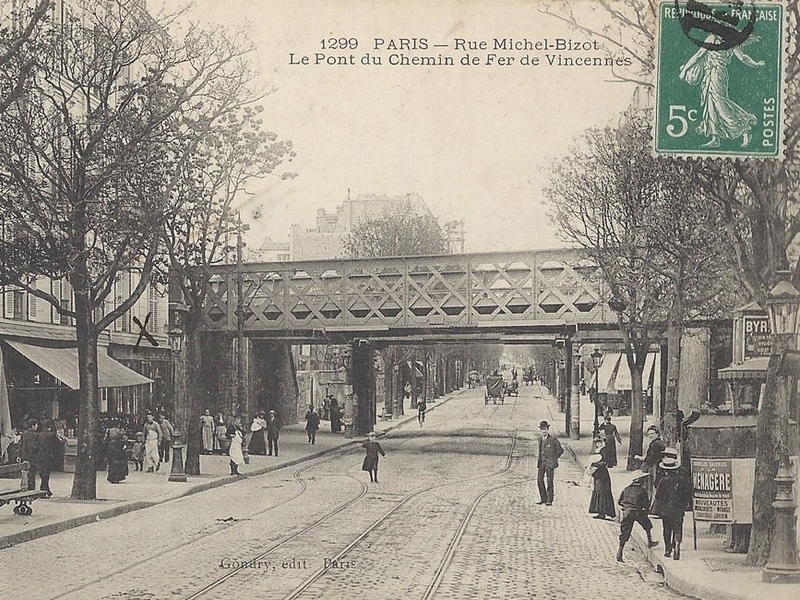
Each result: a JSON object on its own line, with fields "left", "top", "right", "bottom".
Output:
{"left": 655, "top": 1, "right": 786, "bottom": 158}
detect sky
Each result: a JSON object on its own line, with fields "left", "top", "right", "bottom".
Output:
{"left": 154, "top": 0, "right": 637, "bottom": 253}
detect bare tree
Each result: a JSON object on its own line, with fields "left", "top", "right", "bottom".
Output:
{"left": 343, "top": 199, "right": 448, "bottom": 258}
{"left": 0, "top": 1, "right": 260, "bottom": 499}
{"left": 546, "top": 111, "right": 737, "bottom": 464}
{"left": 0, "top": 0, "right": 50, "bottom": 112}
{"left": 164, "top": 102, "right": 295, "bottom": 475}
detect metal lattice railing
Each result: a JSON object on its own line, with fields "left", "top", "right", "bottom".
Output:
{"left": 198, "top": 249, "right": 611, "bottom": 334}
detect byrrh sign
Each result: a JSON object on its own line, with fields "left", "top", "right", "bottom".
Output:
{"left": 691, "top": 458, "right": 733, "bottom": 522}
{"left": 743, "top": 315, "right": 771, "bottom": 360}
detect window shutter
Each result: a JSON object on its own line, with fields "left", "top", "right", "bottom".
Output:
{"left": 52, "top": 279, "right": 62, "bottom": 324}
{"left": 28, "top": 277, "right": 38, "bottom": 320}
{"left": 4, "top": 286, "right": 15, "bottom": 319}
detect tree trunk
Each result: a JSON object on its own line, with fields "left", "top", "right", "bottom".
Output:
{"left": 70, "top": 287, "right": 100, "bottom": 500}
{"left": 746, "top": 353, "right": 782, "bottom": 566}
{"left": 662, "top": 299, "right": 683, "bottom": 447}
{"left": 181, "top": 323, "right": 204, "bottom": 476}
{"left": 382, "top": 348, "right": 395, "bottom": 417}
{"left": 624, "top": 338, "right": 649, "bottom": 472}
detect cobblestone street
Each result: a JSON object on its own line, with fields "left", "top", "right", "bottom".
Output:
{"left": 1, "top": 385, "right": 682, "bottom": 600}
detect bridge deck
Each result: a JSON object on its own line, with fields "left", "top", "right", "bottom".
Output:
{"left": 195, "top": 249, "right": 613, "bottom": 338}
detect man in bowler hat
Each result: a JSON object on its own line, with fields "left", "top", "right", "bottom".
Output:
{"left": 536, "top": 420, "right": 564, "bottom": 506}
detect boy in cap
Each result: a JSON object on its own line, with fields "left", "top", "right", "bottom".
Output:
{"left": 536, "top": 420, "right": 564, "bottom": 506}
{"left": 361, "top": 432, "right": 386, "bottom": 483}
{"left": 617, "top": 474, "right": 658, "bottom": 562}
{"left": 652, "top": 449, "right": 692, "bottom": 560}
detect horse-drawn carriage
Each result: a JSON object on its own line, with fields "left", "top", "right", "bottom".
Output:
{"left": 485, "top": 373, "right": 505, "bottom": 404}
{"left": 504, "top": 377, "right": 519, "bottom": 397}
{"left": 468, "top": 370, "right": 482, "bottom": 388}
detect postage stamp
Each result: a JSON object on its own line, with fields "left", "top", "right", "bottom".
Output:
{"left": 654, "top": 1, "right": 786, "bottom": 158}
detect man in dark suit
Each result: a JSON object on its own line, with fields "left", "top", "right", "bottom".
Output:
{"left": 537, "top": 420, "right": 563, "bottom": 506}
{"left": 266, "top": 410, "right": 281, "bottom": 456}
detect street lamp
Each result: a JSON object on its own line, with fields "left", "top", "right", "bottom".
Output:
{"left": 591, "top": 348, "right": 603, "bottom": 435}
{"left": 763, "top": 272, "right": 800, "bottom": 584}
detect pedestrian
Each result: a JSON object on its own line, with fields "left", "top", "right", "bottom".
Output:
{"left": 105, "top": 420, "right": 129, "bottom": 484}
{"left": 586, "top": 435, "right": 615, "bottom": 520}
{"left": 536, "top": 420, "right": 564, "bottom": 506}
{"left": 616, "top": 475, "right": 658, "bottom": 562}
{"left": 305, "top": 406, "right": 320, "bottom": 444}
{"left": 329, "top": 397, "right": 341, "bottom": 433}
{"left": 20, "top": 418, "right": 40, "bottom": 491}
{"left": 37, "top": 419, "right": 60, "bottom": 497}
{"left": 131, "top": 433, "right": 144, "bottom": 471}
{"left": 200, "top": 409, "right": 215, "bottom": 454}
{"left": 652, "top": 448, "right": 692, "bottom": 560}
{"left": 157, "top": 414, "right": 175, "bottom": 463}
{"left": 142, "top": 413, "right": 161, "bottom": 472}
{"left": 248, "top": 411, "right": 267, "bottom": 455}
{"left": 226, "top": 416, "right": 245, "bottom": 475}
{"left": 634, "top": 425, "right": 666, "bottom": 501}
{"left": 597, "top": 413, "right": 623, "bottom": 468}
{"left": 266, "top": 409, "right": 281, "bottom": 456}
{"left": 417, "top": 397, "right": 427, "bottom": 426}
{"left": 361, "top": 431, "right": 385, "bottom": 483}
{"left": 214, "top": 412, "right": 228, "bottom": 454}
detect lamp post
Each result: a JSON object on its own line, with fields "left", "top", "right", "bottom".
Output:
{"left": 591, "top": 348, "right": 603, "bottom": 435}
{"left": 168, "top": 317, "right": 187, "bottom": 483}
{"left": 763, "top": 272, "right": 800, "bottom": 584}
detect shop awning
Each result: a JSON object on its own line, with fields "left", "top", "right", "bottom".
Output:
{"left": 717, "top": 357, "right": 769, "bottom": 381}
{"left": 613, "top": 352, "right": 658, "bottom": 392}
{"left": 5, "top": 341, "right": 152, "bottom": 389}
{"left": 594, "top": 352, "right": 620, "bottom": 394}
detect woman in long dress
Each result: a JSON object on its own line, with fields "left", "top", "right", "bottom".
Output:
{"left": 587, "top": 436, "right": 615, "bottom": 520}
{"left": 248, "top": 412, "right": 267, "bottom": 455}
{"left": 200, "top": 409, "right": 215, "bottom": 454}
{"left": 679, "top": 34, "right": 765, "bottom": 148}
{"left": 227, "top": 420, "right": 245, "bottom": 475}
{"left": 106, "top": 423, "right": 129, "bottom": 484}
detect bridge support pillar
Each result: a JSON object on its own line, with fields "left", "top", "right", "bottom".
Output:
{"left": 567, "top": 340, "right": 581, "bottom": 440}
{"left": 352, "top": 340, "right": 376, "bottom": 435}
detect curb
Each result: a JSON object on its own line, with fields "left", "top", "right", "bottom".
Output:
{"left": 0, "top": 388, "right": 466, "bottom": 548}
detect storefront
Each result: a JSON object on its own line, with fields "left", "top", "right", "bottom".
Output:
{"left": 2, "top": 339, "right": 152, "bottom": 433}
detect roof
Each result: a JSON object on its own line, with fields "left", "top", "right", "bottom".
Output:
{"left": 688, "top": 415, "right": 759, "bottom": 428}
{"left": 717, "top": 357, "right": 769, "bottom": 380}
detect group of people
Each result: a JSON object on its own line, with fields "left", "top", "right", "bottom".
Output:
{"left": 4, "top": 418, "right": 61, "bottom": 496}
{"left": 111, "top": 412, "right": 175, "bottom": 483}
{"left": 582, "top": 421, "right": 692, "bottom": 563}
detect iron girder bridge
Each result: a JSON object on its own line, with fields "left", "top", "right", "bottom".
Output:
{"left": 197, "top": 249, "right": 616, "bottom": 342}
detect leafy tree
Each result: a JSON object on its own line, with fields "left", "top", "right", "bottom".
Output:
{"left": 0, "top": 2, "right": 258, "bottom": 499}
{"left": 164, "top": 104, "right": 295, "bottom": 475}
{"left": 343, "top": 199, "right": 448, "bottom": 258}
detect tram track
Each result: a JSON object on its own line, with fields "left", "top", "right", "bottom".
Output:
{"left": 55, "top": 389, "right": 518, "bottom": 600}
{"left": 51, "top": 449, "right": 360, "bottom": 600}
{"left": 281, "top": 427, "right": 521, "bottom": 600}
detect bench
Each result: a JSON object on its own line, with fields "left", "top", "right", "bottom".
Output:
{"left": 0, "top": 461, "right": 49, "bottom": 515}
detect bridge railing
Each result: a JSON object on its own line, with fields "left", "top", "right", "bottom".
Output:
{"left": 198, "top": 249, "right": 612, "bottom": 333}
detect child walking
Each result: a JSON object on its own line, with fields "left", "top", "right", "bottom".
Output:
{"left": 617, "top": 474, "right": 658, "bottom": 562}
{"left": 361, "top": 432, "right": 386, "bottom": 483}
{"left": 131, "top": 433, "right": 144, "bottom": 471}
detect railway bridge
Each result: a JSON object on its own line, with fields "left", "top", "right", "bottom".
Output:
{"left": 172, "top": 249, "right": 621, "bottom": 435}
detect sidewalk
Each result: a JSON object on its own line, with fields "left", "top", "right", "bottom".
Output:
{"left": 543, "top": 386, "right": 800, "bottom": 600}
{"left": 0, "top": 392, "right": 456, "bottom": 549}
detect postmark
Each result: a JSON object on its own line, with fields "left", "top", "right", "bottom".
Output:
{"left": 654, "top": 1, "right": 786, "bottom": 158}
